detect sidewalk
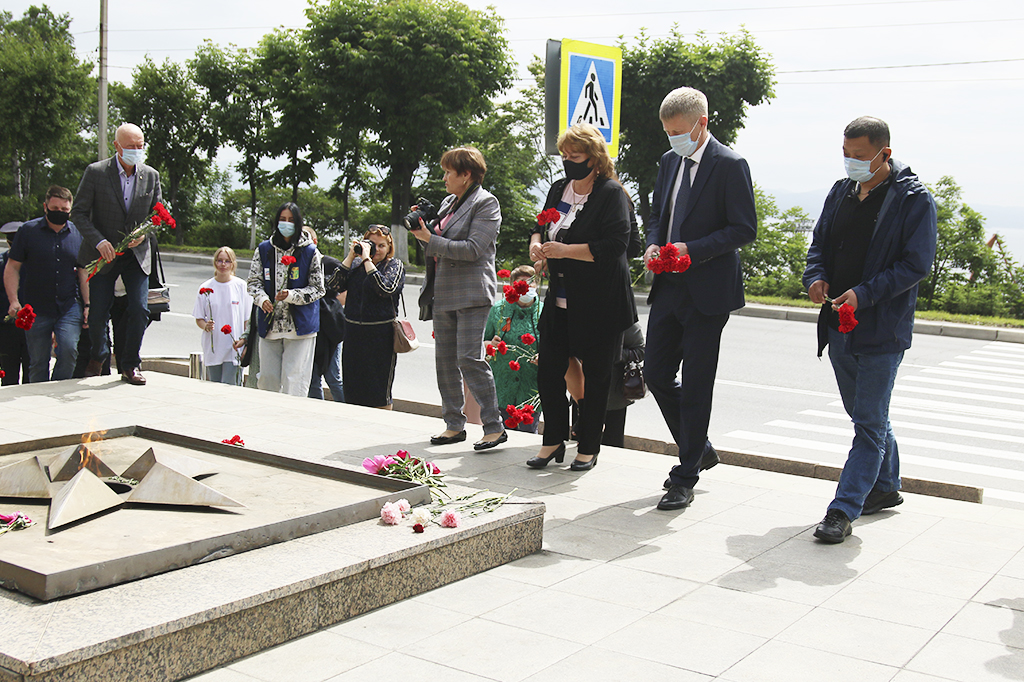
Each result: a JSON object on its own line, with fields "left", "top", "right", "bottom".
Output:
{"left": 191, "top": 412, "right": 1024, "bottom": 681}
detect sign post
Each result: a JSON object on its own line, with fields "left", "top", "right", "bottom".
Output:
{"left": 545, "top": 39, "right": 623, "bottom": 157}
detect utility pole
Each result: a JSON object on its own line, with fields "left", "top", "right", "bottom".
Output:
{"left": 97, "top": 0, "right": 108, "bottom": 161}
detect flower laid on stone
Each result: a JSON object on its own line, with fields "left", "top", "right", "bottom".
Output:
{"left": 84, "top": 202, "right": 174, "bottom": 280}
{"left": 5, "top": 304, "right": 36, "bottom": 331}
{"left": 410, "top": 507, "right": 432, "bottom": 526}
{"left": 440, "top": 510, "right": 461, "bottom": 528}
{"left": 537, "top": 208, "right": 561, "bottom": 226}
{"left": 646, "top": 243, "right": 691, "bottom": 274}
{"left": 363, "top": 450, "right": 445, "bottom": 499}
{"left": 380, "top": 501, "right": 403, "bottom": 525}
{"left": 412, "top": 523, "right": 425, "bottom": 533}
{"left": 838, "top": 303, "right": 859, "bottom": 333}
{"left": 0, "top": 512, "right": 35, "bottom": 536}
{"left": 221, "top": 435, "right": 245, "bottom": 446}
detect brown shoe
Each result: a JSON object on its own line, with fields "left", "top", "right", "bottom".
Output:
{"left": 121, "top": 368, "right": 146, "bottom": 385}
{"left": 84, "top": 360, "right": 103, "bottom": 378}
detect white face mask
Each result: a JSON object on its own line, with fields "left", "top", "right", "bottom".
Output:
{"left": 844, "top": 147, "right": 885, "bottom": 183}
{"left": 277, "top": 221, "right": 295, "bottom": 238}
{"left": 667, "top": 118, "right": 701, "bottom": 157}
{"left": 120, "top": 147, "right": 145, "bottom": 167}
{"left": 518, "top": 287, "right": 537, "bottom": 305}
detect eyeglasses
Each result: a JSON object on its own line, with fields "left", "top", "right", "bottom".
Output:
{"left": 366, "top": 224, "right": 391, "bottom": 236}
{"left": 215, "top": 259, "right": 233, "bottom": 265}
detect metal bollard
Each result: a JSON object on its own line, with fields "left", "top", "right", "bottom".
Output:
{"left": 189, "top": 353, "right": 204, "bottom": 380}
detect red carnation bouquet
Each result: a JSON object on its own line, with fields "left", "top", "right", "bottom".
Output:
{"left": 4, "top": 304, "right": 36, "bottom": 330}
{"left": 84, "top": 201, "right": 175, "bottom": 280}
{"left": 646, "top": 243, "right": 691, "bottom": 274}
{"left": 537, "top": 208, "right": 561, "bottom": 226}
{"left": 837, "top": 303, "right": 859, "bottom": 333}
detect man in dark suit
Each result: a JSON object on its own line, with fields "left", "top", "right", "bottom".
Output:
{"left": 643, "top": 87, "right": 757, "bottom": 510}
{"left": 71, "top": 123, "right": 162, "bottom": 385}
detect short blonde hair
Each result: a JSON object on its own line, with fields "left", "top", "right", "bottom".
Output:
{"left": 511, "top": 265, "right": 535, "bottom": 281}
{"left": 659, "top": 87, "right": 708, "bottom": 122}
{"left": 440, "top": 147, "right": 487, "bottom": 183}
{"left": 557, "top": 124, "right": 615, "bottom": 179}
{"left": 213, "top": 246, "right": 237, "bottom": 274}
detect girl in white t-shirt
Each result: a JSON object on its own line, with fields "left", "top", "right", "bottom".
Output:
{"left": 192, "top": 246, "right": 253, "bottom": 384}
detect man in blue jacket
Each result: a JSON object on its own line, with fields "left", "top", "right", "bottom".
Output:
{"left": 804, "top": 116, "right": 937, "bottom": 543}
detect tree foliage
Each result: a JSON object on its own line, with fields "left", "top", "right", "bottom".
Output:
{"left": 741, "top": 186, "right": 809, "bottom": 298}
{"left": 0, "top": 6, "right": 92, "bottom": 210}
{"left": 617, "top": 29, "right": 775, "bottom": 230}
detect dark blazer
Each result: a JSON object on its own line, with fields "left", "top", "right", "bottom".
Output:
{"left": 71, "top": 156, "right": 163, "bottom": 276}
{"left": 536, "top": 175, "right": 638, "bottom": 338}
{"left": 646, "top": 135, "right": 757, "bottom": 316}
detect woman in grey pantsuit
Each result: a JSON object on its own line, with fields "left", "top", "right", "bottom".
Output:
{"left": 410, "top": 147, "right": 507, "bottom": 451}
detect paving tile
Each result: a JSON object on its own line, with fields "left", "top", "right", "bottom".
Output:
{"left": 487, "top": 551, "right": 602, "bottom": 588}
{"left": 613, "top": 541, "right": 747, "bottom": 584}
{"left": 412, "top": 572, "right": 543, "bottom": 617}
{"left": 569, "top": 504, "right": 694, "bottom": 539}
{"left": 550, "top": 562, "right": 700, "bottom": 612}
{"left": 658, "top": 584, "right": 812, "bottom": 638}
{"left": 887, "top": 672, "right": 953, "bottom": 682}
{"left": 942, "top": 601, "right": 1024, "bottom": 649}
{"left": 541, "top": 523, "right": 643, "bottom": 561}
{"left": 327, "top": 598, "right": 472, "bottom": 646}
{"left": 776, "top": 607, "right": 935, "bottom": 667}
{"left": 714, "top": 553, "right": 859, "bottom": 607}
{"left": 973, "top": 575, "right": 1024, "bottom": 610}
{"left": 323, "top": 652, "right": 493, "bottom": 682}
{"left": 999, "top": 549, "right": 1024, "bottom": 580}
{"left": 596, "top": 612, "right": 766, "bottom": 676}
{"left": 917, "top": 518, "right": 1024, "bottom": 553}
{"left": 521, "top": 645, "right": 711, "bottom": 682}
{"left": 229, "top": 631, "right": 389, "bottom": 682}
{"left": 907, "top": 632, "right": 1024, "bottom": 681}
{"left": 188, "top": 668, "right": 262, "bottom": 682}
{"left": 402, "top": 618, "right": 582, "bottom": 682}
{"left": 648, "top": 519, "right": 802, "bottom": 561}
{"left": 821, "top": 579, "right": 967, "bottom": 631}
{"left": 481, "top": 589, "right": 648, "bottom": 645}
{"left": 718, "top": 640, "right": 898, "bottom": 682}
{"left": 860, "top": 555, "right": 993, "bottom": 600}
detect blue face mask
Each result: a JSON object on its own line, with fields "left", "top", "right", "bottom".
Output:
{"left": 120, "top": 147, "right": 145, "bottom": 167}
{"left": 667, "top": 118, "right": 701, "bottom": 157}
{"left": 844, "top": 147, "right": 885, "bottom": 183}
{"left": 277, "top": 221, "right": 295, "bottom": 238}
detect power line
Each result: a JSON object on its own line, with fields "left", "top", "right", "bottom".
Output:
{"left": 780, "top": 77, "right": 1024, "bottom": 84}
{"left": 502, "top": 0, "right": 962, "bottom": 20}
{"left": 780, "top": 57, "right": 1024, "bottom": 73}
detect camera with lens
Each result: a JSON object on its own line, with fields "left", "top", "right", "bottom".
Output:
{"left": 402, "top": 197, "right": 438, "bottom": 230}
{"left": 353, "top": 241, "right": 377, "bottom": 258}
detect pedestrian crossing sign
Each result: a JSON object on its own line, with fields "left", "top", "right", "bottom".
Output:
{"left": 559, "top": 39, "right": 622, "bottom": 156}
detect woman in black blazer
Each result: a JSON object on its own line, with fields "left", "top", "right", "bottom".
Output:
{"left": 527, "top": 124, "right": 638, "bottom": 471}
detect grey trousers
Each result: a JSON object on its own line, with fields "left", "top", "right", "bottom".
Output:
{"left": 433, "top": 305, "right": 503, "bottom": 434}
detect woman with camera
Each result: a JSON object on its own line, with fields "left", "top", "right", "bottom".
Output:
{"left": 409, "top": 147, "right": 506, "bottom": 451}
{"left": 246, "top": 202, "right": 324, "bottom": 396}
{"left": 526, "top": 124, "right": 637, "bottom": 471}
{"left": 335, "top": 225, "right": 405, "bottom": 408}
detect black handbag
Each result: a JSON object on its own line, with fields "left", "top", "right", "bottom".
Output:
{"left": 621, "top": 348, "right": 647, "bottom": 401}
{"left": 147, "top": 240, "right": 170, "bottom": 321}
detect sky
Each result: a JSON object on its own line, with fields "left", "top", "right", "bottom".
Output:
{"left": 9, "top": 0, "right": 1024, "bottom": 256}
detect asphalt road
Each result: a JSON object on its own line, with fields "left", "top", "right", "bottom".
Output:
{"left": 149, "top": 260, "right": 1024, "bottom": 508}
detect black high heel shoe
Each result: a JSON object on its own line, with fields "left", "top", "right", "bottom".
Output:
{"left": 569, "top": 454, "right": 598, "bottom": 471}
{"left": 526, "top": 443, "right": 566, "bottom": 469}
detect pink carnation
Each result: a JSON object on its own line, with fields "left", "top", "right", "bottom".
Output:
{"left": 363, "top": 455, "right": 396, "bottom": 475}
{"left": 396, "top": 498, "right": 411, "bottom": 514}
{"left": 380, "top": 502, "right": 403, "bottom": 525}
{"left": 440, "top": 510, "right": 461, "bottom": 528}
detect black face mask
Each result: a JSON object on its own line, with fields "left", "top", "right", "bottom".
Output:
{"left": 563, "top": 158, "right": 592, "bottom": 181}
{"left": 46, "top": 209, "right": 70, "bottom": 226}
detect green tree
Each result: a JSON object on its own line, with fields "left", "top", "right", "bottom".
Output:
{"left": 740, "top": 186, "right": 809, "bottom": 298}
{"left": 0, "top": 6, "right": 91, "bottom": 208}
{"left": 190, "top": 41, "right": 272, "bottom": 247}
{"left": 617, "top": 29, "right": 775, "bottom": 230}
{"left": 306, "top": 0, "right": 514, "bottom": 259}
{"left": 113, "top": 57, "right": 218, "bottom": 244}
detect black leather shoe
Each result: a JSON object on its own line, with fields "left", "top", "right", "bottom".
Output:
{"left": 473, "top": 431, "right": 508, "bottom": 451}
{"left": 657, "top": 485, "right": 694, "bottom": 510}
{"left": 527, "top": 443, "right": 565, "bottom": 469}
{"left": 663, "top": 445, "right": 722, "bottom": 489}
{"left": 84, "top": 360, "right": 103, "bottom": 378}
{"left": 430, "top": 430, "right": 466, "bottom": 445}
{"left": 814, "top": 509, "right": 852, "bottom": 543}
{"left": 862, "top": 489, "right": 903, "bottom": 516}
{"left": 569, "top": 454, "right": 598, "bottom": 471}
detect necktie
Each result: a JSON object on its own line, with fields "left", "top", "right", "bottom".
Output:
{"left": 669, "top": 157, "right": 695, "bottom": 243}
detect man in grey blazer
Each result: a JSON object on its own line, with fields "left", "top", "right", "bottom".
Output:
{"left": 71, "top": 123, "right": 162, "bottom": 385}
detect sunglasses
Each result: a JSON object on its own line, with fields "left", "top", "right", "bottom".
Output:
{"left": 366, "top": 224, "right": 391, "bottom": 236}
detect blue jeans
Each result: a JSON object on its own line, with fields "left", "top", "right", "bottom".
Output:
{"left": 309, "top": 343, "right": 344, "bottom": 401}
{"left": 26, "top": 302, "right": 83, "bottom": 382}
{"left": 206, "top": 362, "right": 238, "bottom": 385}
{"left": 827, "top": 328, "right": 903, "bottom": 521}
{"left": 87, "top": 256, "right": 148, "bottom": 370}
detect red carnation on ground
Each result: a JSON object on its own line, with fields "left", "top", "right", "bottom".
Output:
{"left": 509, "top": 360, "right": 520, "bottom": 371}
{"left": 537, "top": 208, "right": 561, "bottom": 225}
{"left": 221, "top": 435, "right": 245, "bottom": 446}
{"left": 497, "top": 269, "right": 511, "bottom": 279}
{"left": 520, "top": 333, "right": 535, "bottom": 345}
{"left": 838, "top": 304, "right": 859, "bottom": 333}
{"left": 413, "top": 523, "right": 425, "bottom": 533}
{"left": 280, "top": 255, "right": 297, "bottom": 266}
{"left": 221, "top": 324, "right": 232, "bottom": 335}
